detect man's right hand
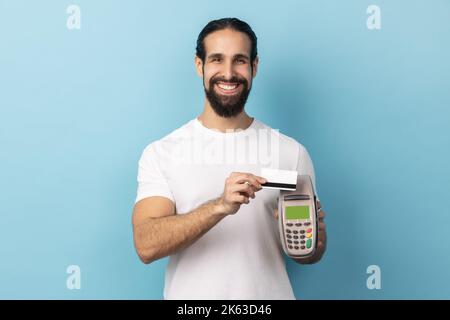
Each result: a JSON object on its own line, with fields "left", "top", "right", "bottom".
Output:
{"left": 133, "top": 172, "right": 266, "bottom": 264}
{"left": 216, "top": 172, "right": 267, "bottom": 216}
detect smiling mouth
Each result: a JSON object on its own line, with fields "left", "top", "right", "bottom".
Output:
{"left": 215, "top": 81, "right": 241, "bottom": 94}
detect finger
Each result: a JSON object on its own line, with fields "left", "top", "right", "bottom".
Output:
{"left": 318, "top": 231, "right": 326, "bottom": 242}
{"left": 319, "top": 222, "right": 326, "bottom": 231}
{"left": 233, "top": 172, "right": 267, "bottom": 184}
{"left": 231, "top": 194, "right": 249, "bottom": 204}
{"left": 273, "top": 208, "right": 279, "bottom": 220}
{"left": 233, "top": 174, "right": 265, "bottom": 189}
{"left": 238, "top": 180, "right": 260, "bottom": 193}
{"left": 237, "top": 176, "right": 263, "bottom": 190}
{"left": 254, "top": 175, "right": 267, "bottom": 184}
{"left": 239, "top": 190, "right": 255, "bottom": 200}
{"left": 316, "top": 199, "right": 322, "bottom": 210}
{"left": 231, "top": 183, "right": 256, "bottom": 199}
{"left": 317, "top": 241, "right": 325, "bottom": 250}
{"left": 318, "top": 210, "right": 326, "bottom": 220}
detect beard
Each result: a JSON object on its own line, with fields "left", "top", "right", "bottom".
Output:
{"left": 204, "top": 73, "right": 252, "bottom": 118}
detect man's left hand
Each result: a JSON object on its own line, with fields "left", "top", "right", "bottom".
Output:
{"left": 274, "top": 199, "right": 327, "bottom": 264}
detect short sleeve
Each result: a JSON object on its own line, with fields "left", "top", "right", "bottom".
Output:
{"left": 296, "top": 143, "right": 320, "bottom": 202}
{"left": 135, "top": 144, "right": 175, "bottom": 204}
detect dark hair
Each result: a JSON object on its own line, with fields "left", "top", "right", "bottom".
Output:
{"left": 196, "top": 18, "right": 258, "bottom": 64}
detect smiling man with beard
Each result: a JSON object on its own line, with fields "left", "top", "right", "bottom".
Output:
{"left": 132, "top": 18, "right": 327, "bottom": 300}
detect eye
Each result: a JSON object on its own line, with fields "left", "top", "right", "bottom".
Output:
{"left": 211, "top": 57, "right": 222, "bottom": 62}
{"left": 235, "top": 59, "right": 247, "bottom": 64}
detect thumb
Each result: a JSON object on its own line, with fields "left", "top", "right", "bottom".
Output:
{"left": 273, "top": 208, "right": 279, "bottom": 220}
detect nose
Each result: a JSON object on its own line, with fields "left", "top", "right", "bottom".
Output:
{"left": 222, "top": 60, "right": 234, "bottom": 80}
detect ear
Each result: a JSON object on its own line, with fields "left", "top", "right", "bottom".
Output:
{"left": 252, "top": 56, "right": 259, "bottom": 78}
{"left": 195, "top": 56, "right": 204, "bottom": 78}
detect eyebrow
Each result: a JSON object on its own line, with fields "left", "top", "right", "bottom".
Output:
{"left": 207, "top": 53, "right": 250, "bottom": 60}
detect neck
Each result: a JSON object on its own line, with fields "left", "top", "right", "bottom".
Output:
{"left": 197, "top": 100, "right": 254, "bottom": 133}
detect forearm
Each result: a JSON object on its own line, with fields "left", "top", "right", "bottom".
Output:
{"left": 134, "top": 197, "right": 226, "bottom": 263}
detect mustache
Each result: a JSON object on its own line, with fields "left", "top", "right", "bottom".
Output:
{"left": 210, "top": 76, "right": 247, "bottom": 85}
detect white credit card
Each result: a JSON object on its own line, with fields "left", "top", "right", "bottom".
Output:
{"left": 260, "top": 168, "right": 298, "bottom": 191}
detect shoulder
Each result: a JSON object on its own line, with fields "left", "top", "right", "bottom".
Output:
{"left": 140, "top": 119, "right": 196, "bottom": 158}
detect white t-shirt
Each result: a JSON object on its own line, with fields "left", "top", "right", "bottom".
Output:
{"left": 135, "top": 117, "right": 319, "bottom": 300}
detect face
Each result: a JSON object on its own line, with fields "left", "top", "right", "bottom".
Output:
{"left": 195, "top": 28, "right": 259, "bottom": 118}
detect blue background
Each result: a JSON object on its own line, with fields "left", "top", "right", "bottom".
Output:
{"left": 1, "top": 0, "right": 449, "bottom": 299}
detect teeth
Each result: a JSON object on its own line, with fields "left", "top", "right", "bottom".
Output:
{"left": 217, "top": 83, "right": 238, "bottom": 90}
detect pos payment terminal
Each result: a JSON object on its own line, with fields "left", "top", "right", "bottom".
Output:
{"left": 278, "top": 175, "right": 318, "bottom": 259}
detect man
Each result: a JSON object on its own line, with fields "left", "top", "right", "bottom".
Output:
{"left": 132, "top": 17, "right": 327, "bottom": 300}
